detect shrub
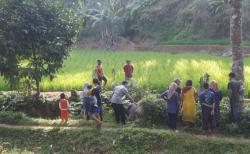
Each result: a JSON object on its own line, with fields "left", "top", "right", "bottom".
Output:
{"left": 0, "top": 92, "right": 60, "bottom": 118}
{"left": 139, "top": 95, "right": 167, "bottom": 127}
{"left": 0, "top": 112, "right": 30, "bottom": 125}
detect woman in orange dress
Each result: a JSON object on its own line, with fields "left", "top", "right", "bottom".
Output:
{"left": 181, "top": 80, "right": 197, "bottom": 124}
{"left": 59, "top": 93, "right": 70, "bottom": 123}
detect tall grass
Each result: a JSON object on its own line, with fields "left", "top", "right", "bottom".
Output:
{"left": 0, "top": 49, "right": 250, "bottom": 96}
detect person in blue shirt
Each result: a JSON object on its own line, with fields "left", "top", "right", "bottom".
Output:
{"left": 199, "top": 82, "right": 216, "bottom": 133}
{"left": 161, "top": 82, "right": 180, "bottom": 131}
{"left": 209, "top": 80, "right": 222, "bottom": 127}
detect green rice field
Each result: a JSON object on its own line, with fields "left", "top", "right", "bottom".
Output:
{"left": 0, "top": 49, "right": 250, "bottom": 96}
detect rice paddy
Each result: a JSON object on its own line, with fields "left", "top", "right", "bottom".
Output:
{"left": 0, "top": 48, "right": 250, "bottom": 96}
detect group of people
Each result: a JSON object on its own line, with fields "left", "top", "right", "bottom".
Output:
{"left": 58, "top": 59, "right": 135, "bottom": 127}
{"left": 58, "top": 58, "right": 244, "bottom": 133}
{"left": 162, "top": 72, "right": 243, "bottom": 133}
{"left": 93, "top": 59, "right": 134, "bottom": 88}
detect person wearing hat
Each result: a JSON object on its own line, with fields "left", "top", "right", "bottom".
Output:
{"left": 111, "top": 81, "right": 135, "bottom": 125}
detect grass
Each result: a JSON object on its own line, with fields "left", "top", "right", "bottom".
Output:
{"left": 0, "top": 127, "right": 250, "bottom": 153}
{"left": 0, "top": 49, "right": 250, "bottom": 96}
{"left": 160, "top": 38, "right": 250, "bottom": 46}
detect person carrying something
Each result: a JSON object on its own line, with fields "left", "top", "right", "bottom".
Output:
{"left": 111, "top": 81, "right": 135, "bottom": 125}
{"left": 161, "top": 82, "right": 180, "bottom": 131}
{"left": 95, "top": 59, "right": 107, "bottom": 88}
{"left": 199, "top": 83, "right": 216, "bottom": 134}
{"left": 123, "top": 60, "right": 134, "bottom": 81}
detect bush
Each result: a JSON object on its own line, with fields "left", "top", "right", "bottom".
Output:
{"left": 139, "top": 95, "right": 167, "bottom": 127}
{"left": 0, "top": 92, "right": 60, "bottom": 118}
{"left": 0, "top": 112, "right": 31, "bottom": 125}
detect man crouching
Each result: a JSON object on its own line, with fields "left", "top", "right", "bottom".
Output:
{"left": 111, "top": 81, "right": 135, "bottom": 125}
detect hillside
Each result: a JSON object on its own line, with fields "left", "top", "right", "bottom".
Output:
{"left": 80, "top": 0, "right": 250, "bottom": 45}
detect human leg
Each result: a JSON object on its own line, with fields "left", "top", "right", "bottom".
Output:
{"left": 117, "top": 104, "right": 126, "bottom": 125}
{"left": 168, "top": 113, "right": 177, "bottom": 130}
{"left": 112, "top": 103, "right": 120, "bottom": 124}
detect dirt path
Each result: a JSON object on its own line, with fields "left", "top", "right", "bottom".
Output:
{"left": 1, "top": 124, "right": 249, "bottom": 143}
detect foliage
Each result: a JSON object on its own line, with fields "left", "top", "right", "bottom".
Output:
{"left": 0, "top": 0, "right": 80, "bottom": 95}
{"left": 0, "top": 112, "right": 31, "bottom": 125}
{"left": 79, "top": 0, "right": 250, "bottom": 42}
{"left": 139, "top": 95, "right": 167, "bottom": 127}
{"left": 1, "top": 127, "right": 250, "bottom": 153}
{"left": 0, "top": 92, "right": 60, "bottom": 118}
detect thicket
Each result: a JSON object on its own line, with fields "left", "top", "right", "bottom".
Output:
{"left": 80, "top": 0, "right": 250, "bottom": 43}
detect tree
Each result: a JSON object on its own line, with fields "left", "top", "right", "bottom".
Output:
{"left": 229, "top": 0, "right": 244, "bottom": 111}
{"left": 229, "top": 0, "right": 243, "bottom": 81}
{"left": 0, "top": 0, "right": 80, "bottom": 96}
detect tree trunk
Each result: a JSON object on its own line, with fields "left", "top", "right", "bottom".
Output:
{"left": 230, "top": 0, "right": 244, "bottom": 110}
{"left": 35, "top": 78, "right": 40, "bottom": 98}
{"left": 230, "top": 0, "right": 244, "bottom": 81}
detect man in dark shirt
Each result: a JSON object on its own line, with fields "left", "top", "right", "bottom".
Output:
{"left": 199, "top": 82, "right": 216, "bottom": 133}
{"left": 123, "top": 60, "right": 134, "bottom": 81}
{"left": 92, "top": 78, "right": 103, "bottom": 121}
{"left": 228, "top": 72, "right": 243, "bottom": 123}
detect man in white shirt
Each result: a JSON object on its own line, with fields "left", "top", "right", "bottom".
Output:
{"left": 111, "top": 81, "right": 134, "bottom": 125}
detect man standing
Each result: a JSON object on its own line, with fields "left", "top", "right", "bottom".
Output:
{"left": 95, "top": 59, "right": 107, "bottom": 88}
{"left": 92, "top": 78, "right": 103, "bottom": 121}
{"left": 111, "top": 81, "right": 135, "bottom": 125}
{"left": 123, "top": 60, "right": 134, "bottom": 81}
{"left": 228, "top": 72, "right": 243, "bottom": 123}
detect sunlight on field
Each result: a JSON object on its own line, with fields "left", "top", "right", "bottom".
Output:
{"left": 0, "top": 49, "right": 250, "bottom": 96}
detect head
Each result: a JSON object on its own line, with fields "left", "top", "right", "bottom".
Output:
{"left": 97, "top": 59, "right": 102, "bottom": 65}
{"left": 229, "top": 72, "right": 236, "bottom": 80}
{"left": 87, "top": 85, "right": 92, "bottom": 90}
{"left": 122, "top": 80, "right": 128, "bottom": 87}
{"left": 174, "top": 78, "right": 181, "bottom": 86}
{"left": 186, "top": 80, "right": 192, "bottom": 87}
{"left": 83, "top": 83, "right": 90, "bottom": 91}
{"left": 126, "top": 60, "right": 131, "bottom": 64}
{"left": 60, "top": 93, "right": 66, "bottom": 99}
{"left": 210, "top": 80, "right": 219, "bottom": 91}
{"left": 93, "top": 78, "right": 100, "bottom": 85}
{"left": 169, "top": 82, "right": 177, "bottom": 91}
{"left": 203, "top": 82, "right": 209, "bottom": 90}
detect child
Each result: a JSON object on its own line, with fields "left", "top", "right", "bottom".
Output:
{"left": 87, "top": 85, "right": 102, "bottom": 128}
{"left": 59, "top": 93, "right": 70, "bottom": 123}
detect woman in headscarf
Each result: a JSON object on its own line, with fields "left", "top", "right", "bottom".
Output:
{"left": 181, "top": 80, "right": 197, "bottom": 124}
{"left": 161, "top": 82, "right": 180, "bottom": 131}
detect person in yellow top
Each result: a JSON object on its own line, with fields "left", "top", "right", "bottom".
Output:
{"left": 181, "top": 80, "right": 197, "bottom": 124}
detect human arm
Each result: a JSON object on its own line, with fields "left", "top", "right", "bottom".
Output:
{"left": 59, "top": 101, "right": 62, "bottom": 110}
{"left": 160, "top": 91, "right": 168, "bottom": 101}
{"left": 227, "top": 83, "right": 232, "bottom": 98}
{"left": 67, "top": 100, "right": 70, "bottom": 110}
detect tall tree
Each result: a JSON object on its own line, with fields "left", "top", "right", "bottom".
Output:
{"left": 229, "top": 0, "right": 244, "bottom": 110}
{"left": 0, "top": 0, "right": 80, "bottom": 96}
{"left": 230, "top": 0, "right": 244, "bottom": 81}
